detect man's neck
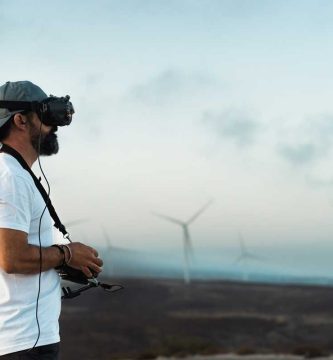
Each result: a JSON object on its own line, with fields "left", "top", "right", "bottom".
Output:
{"left": 2, "top": 139, "right": 37, "bottom": 168}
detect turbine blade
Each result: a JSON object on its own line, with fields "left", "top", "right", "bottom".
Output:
{"left": 152, "top": 212, "right": 184, "bottom": 226}
{"left": 186, "top": 199, "right": 213, "bottom": 225}
{"left": 64, "top": 218, "right": 89, "bottom": 228}
{"left": 101, "top": 225, "right": 112, "bottom": 250}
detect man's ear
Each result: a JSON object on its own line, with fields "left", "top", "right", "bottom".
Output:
{"left": 12, "top": 113, "right": 27, "bottom": 129}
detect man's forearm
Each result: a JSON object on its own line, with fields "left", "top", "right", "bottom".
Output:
{"left": 0, "top": 228, "right": 64, "bottom": 274}
{"left": 0, "top": 229, "right": 103, "bottom": 277}
{"left": 3, "top": 244, "right": 63, "bottom": 275}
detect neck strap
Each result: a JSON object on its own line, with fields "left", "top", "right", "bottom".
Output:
{"left": 0, "top": 143, "right": 69, "bottom": 238}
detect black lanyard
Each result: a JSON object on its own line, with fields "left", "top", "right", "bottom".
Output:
{"left": 0, "top": 142, "right": 69, "bottom": 238}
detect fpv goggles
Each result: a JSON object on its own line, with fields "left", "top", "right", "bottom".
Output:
{"left": 0, "top": 95, "right": 74, "bottom": 127}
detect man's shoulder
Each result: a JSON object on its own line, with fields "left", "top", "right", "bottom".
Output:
{"left": 0, "top": 153, "right": 34, "bottom": 187}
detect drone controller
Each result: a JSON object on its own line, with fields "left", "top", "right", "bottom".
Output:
{"left": 57, "top": 265, "right": 124, "bottom": 300}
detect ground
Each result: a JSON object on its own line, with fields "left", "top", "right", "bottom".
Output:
{"left": 59, "top": 278, "right": 333, "bottom": 360}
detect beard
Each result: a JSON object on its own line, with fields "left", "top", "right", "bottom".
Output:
{"left": 30, "top": 126, "right": 59, "bottom": 156}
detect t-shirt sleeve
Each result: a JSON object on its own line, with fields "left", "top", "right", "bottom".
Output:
{"left": 0, "top": 173, "right": 34, "bottom": 233}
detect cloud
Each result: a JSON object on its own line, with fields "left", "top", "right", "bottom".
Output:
{"left": 277, "top": 114, "right": 333, "bottom": 166}
{"left": 128, "top": 69, "right": 217, "bottom": 106}
{"left": 277, "top": 143, "right": 317, "bottom": 165}
{"left": 202, "top": 108, "right": 260, "bottom": 146}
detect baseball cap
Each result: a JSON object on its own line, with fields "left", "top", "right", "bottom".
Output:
{"left": 0, "top": 81, "right": 48, "bottom": 128}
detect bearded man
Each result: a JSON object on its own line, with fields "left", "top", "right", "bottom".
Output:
{"left": 0, "top": 81, "right": 103, "bottom": 359}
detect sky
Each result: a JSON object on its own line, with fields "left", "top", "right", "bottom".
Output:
{"left": 2, "top": 0, "right": 333, "bottom": 279}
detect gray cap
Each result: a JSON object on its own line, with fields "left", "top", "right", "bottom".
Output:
{"left": 0, "top": 81, "right": 48, "bottom": 127}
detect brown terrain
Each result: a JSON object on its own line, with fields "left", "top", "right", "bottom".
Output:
{"left": 59, "top": 278, "right": 333, "bottom": 360}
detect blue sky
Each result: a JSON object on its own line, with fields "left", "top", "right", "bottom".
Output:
{"left": 2, "top": 0, "right": 333, "bottom": 278}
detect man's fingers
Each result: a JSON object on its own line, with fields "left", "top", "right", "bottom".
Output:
{"left": 89, "top": 247, "right": 98, "bottom": 257}
{"left": 95, "top": 258, "right": 103, "bottom": 267}
{"left": 82, "top": 266, "right": 93, "bottom": 278}
{"left": 68, "top": 243, "right": 103, "bottom": 277}
{"left": 89, "top": 263, "right": 102, "bottom": 274}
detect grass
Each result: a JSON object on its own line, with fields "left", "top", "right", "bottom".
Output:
{"left": 135, "top": 335, "right": 222, "bottom": 359}
{"left": 292, "top": 345, "right": 329, "bottom": 358}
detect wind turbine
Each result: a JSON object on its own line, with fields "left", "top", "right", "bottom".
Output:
{"left": 153, "top": 200, "right": 213, "bottom": 284}
{"left": 233, "top": 231, "right": 264, "bottom": 280}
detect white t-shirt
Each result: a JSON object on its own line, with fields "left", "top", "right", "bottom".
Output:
{"left": 0, "top": 153, "right": 61, "bottom": 356}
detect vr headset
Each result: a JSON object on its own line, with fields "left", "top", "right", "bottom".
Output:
{"left": 0, "top": 95, "right": 74, "bottom": 127}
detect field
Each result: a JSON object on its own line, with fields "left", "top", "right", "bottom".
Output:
{"left": 59, "top": 278, "right": 333, "bottom": 360}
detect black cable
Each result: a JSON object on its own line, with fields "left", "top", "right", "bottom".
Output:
{"left": 29, "top": 121, "right": 51, "bottom": 351}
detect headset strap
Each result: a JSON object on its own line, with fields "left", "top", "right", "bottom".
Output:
{"left": 0, "top": 143, "right": 68, "bottom": 237}
{"left": 0, "top": 100, "right": 39, "bottom": 111}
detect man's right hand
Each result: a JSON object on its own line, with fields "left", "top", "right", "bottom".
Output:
{"left": 66, "top": 242, "right": 103, "bottom": 278}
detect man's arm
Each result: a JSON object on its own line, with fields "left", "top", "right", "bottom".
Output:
{"left": 0, "top": 228, "right": 103, "bottom": 277}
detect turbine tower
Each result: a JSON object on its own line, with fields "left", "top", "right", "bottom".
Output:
{"left": 101, "top": 225, "right": 115, "bottom": 276}
{"left": 153, "top": 200, "right": 213, "bottom": 284}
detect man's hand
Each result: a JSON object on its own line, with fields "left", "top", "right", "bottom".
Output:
{"left": 66, "top": 242, "right": 103, "bottom": 278}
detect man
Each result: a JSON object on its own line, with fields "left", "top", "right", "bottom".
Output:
{"left": 0, "top": 81, "right": 103, "bottom": 359}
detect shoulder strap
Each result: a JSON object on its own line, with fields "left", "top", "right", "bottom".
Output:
{"left": 0, "top": 143, "right": 69, "bottom": 238}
